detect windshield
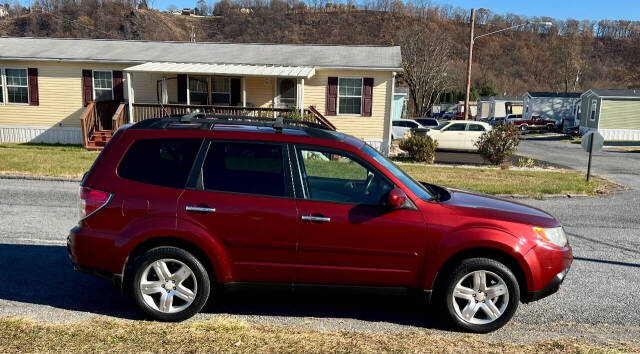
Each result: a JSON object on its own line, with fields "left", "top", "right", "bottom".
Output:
{"left": 361, "top": 145, "right": 434, "bottom": 201}
{"left": 431, "top": 122, "right": 450, "bottom": 130}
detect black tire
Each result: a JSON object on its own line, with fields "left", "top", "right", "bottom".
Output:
{"left": 438, "top": 258, "right": 520, "bottom": 333}
{"left": 131, "top": 246, "right": 211, "bottom": 322}
{"left": 520, "top": 125, "right": 528, "bottom": 132}
{"left": 547, "top": 123, "right": 555, "bottom": 131}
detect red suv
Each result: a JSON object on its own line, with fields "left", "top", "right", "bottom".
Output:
{"left": 68, "top": 115, "right": 572, "bottom": 333}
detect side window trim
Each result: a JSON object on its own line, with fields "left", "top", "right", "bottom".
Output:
{"left": 192, "top": 139, "right": 295, "bottom": 199}
{"left": 291, "top": 144, "right": 394, "bottom": 204}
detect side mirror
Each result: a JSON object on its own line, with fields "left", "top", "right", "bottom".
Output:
{"left": 386, "top": 187, "right": 407, "bottom": 210}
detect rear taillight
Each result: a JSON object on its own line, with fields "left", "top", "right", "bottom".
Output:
{"left": 78, "top": 187, "right": 112, "bottom": 220}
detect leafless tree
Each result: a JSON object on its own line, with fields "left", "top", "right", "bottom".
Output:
{"left": 395, "top": 26, "right": 453, "bottom": 117}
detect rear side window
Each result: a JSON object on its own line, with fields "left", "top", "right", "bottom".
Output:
{"left": 118, "top": 139, "right": 202, "bottom": 188}
{"left": 446, "top": 123, "right": 467, "bottom": 131}
{"left": 202, "top": 142, "right": 285, "bottom": 197}
{"left": 468, "top": 124, "right": 486, "bottom": 132}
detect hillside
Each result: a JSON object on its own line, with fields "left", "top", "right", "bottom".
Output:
{"left": 1, "top": 4, "right": 639, "bottom": 103}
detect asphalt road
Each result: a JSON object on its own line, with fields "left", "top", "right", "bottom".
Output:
{"left": 1, "top": 142, "right": 639, "bottom": 342}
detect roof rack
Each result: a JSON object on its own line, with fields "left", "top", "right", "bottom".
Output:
{"left": 133, "top": 113, "right": 334, "bottom": 133}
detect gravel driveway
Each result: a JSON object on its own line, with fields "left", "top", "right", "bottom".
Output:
{"left": 1, "top": 140, "right": 639, "bottom": 343}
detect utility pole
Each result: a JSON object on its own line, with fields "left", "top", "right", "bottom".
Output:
{"left": 463, "top": 8, "right": 475, "bottom": 120}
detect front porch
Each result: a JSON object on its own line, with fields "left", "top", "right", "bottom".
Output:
{"left": 80, "top": 101, "right": 334, "bottom": 150}
{"left": 80, "top": 61, "right": 335, "bottom": 150}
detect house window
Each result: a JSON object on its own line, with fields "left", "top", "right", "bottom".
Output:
{"left": 93, "top": 71, "right": 113, "bottom": 101}
{"left": 0, "top": 70, "right": 3, "bottom": 104}
{"left": 338, "top": 78, "right": 363, "bottom": 114}
{"left": 5, "top": 68, "right": 28, "bottom": 104}
{"left": 590, "top": 99, "right": 597, "bottom": 121}
{"left": 278, "top": 78, "right": 296, "bottom": 108}
{"left": 211, "top": 77, "right": 230, "bottom": 105}
{"left": 189, "top": 76, "right": 208, "bottom": 105}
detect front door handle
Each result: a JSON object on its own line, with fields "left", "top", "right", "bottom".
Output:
{"left": 186, "top": 205, "right": 216, "bottom": 213}
{"left": 301, "top": 215, "right": 331, "bottom": 223}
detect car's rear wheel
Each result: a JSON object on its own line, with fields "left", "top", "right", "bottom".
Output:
{"left": 547, "top": 123, "right": 555, "bottom": 131}
{"left": 520, "top": 125, "right": 528, "bottom": 132}
{"left": 131, "top": 246, "right": 210, "bottom": 321}
{"left": 439, "top": 258, "right": 519, "bottom": 333}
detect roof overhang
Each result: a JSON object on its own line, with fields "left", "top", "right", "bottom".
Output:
{"left": 124, "top": 62, "right": 316, "bottom": 78}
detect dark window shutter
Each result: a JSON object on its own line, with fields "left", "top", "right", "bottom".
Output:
{"left": 113, "top": 70, "right": 124, "bottom": 102}
{"left": 28, "top": 68, "right": 39, "bottom": 106}
{"left": 326, "top": 77, "right": 338, "bottom": 116}
{"left": 362, "top": 77, "right": 374, "bottom": 117}
{"left": 82, "top": 69, "right": 93, "bottom": 106}
{"left": 177, "top": 74, "right": 187, "bottom": 103}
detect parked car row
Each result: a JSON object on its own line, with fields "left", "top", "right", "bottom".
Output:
{"left": 392, "top": 118, "right": 491, "bottom": 152}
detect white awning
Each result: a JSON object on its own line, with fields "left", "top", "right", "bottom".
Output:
{"left": 124, "top": 62, "right": 315, "bottom": 78}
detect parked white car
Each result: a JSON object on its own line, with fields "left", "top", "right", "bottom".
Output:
{"left": 426, "top": 121, "right": 492, "bottom": 151}
{"left": 391, "top": 119, "right": 424, "bottom": 139}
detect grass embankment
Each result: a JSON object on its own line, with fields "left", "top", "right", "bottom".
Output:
{"left": 0, "top": 144, "right": 99, "bottom": 178}
{"left": 0, "top": 317, "right": 636, "bottom": 353}
{"left": 0, "top": 143, "right": 613, "bottom": 197}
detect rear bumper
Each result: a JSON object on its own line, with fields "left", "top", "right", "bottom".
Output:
{"left": 67, "top": 226, "right": 124, "bottom": 290}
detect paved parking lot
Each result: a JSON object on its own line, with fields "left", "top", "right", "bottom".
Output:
{"left": 0, "top": 140, "right": 639, "bottom": 342}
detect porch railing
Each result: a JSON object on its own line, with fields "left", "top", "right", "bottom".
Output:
{"left": 80, "top": 102, "right": 96, "bottom": 148}
{"left": 131, "top": 103, "right": 336, "bottom": 131}
{"left": 111, "top": 103, "right": 127, "bottom": 131}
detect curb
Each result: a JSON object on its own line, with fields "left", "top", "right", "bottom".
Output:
{"left": 0, "top": 174, "right": 81, "bottom": 183}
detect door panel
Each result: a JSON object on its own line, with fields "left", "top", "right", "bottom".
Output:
{"left": 439, "top": 123, "right": 467, "bottom": 150}
{"left": 297, "top": 200, "right": 427, "bottom": 286}
{"left": 178, "top": 191, "right": 298, "bottom": 282}
{"left": 177, "top": 141, "right": 298, "bottom": 283}
{"left": 294, "top": 147, "right": 427, "bottom": 287}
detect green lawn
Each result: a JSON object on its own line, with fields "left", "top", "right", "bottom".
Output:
{"left": 0, "top": 144, "right": 99, "bottom": 178}
{"left": 0, "top": 143, "right": 614, "bottom": 197}
{"left": 398, "top": 163, "right": 612, "bottom": 197}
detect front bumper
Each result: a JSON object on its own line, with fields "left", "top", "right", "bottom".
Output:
{"left": 522, "top": 241, "right": 573, "bottom": 303}
{"left": 525, "top": 267, "right": 570, "bottom": 302}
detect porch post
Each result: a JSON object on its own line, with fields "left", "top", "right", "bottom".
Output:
{"left": 242, "top": 77, "right": 246, "bottom": 107}
{"left": 383, "top": 72, "right": 396, "bottom": 156}
{"left": 273, "top": 77, "right": 277, "bottom": 118}
{"left": 186, "top": 74, "right": 190, "bottom": 105}
{"left": 161, "top": 77, "right": 168, "bottom": 104}
{"left": 300, "top": 78, "right": 305, "bottom": 116}
{"left": 126, "top": 71, "right": 134, "bottom": 124}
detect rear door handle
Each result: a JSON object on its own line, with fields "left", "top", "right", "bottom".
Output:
{"left": 301, "top": 215, "right": 331, "bottom": 223}
{"left": 186, "top": 205, "right": 216, "bottom": 213}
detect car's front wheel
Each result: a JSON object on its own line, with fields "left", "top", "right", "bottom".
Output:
{"left": 131, "top": 246, "right": 211, "bottom": 321}
{"left": 440, "top": 258, "right": 520, "bottom": 333}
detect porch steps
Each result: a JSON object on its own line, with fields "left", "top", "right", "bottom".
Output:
{"left": 86, "top": 130, "right": 113, "bottom": 151}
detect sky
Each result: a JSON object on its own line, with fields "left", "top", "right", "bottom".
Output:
{"left": 149, "top": 0, "right": 640, "bottom": 21}
{"left": 430, "top": 0, "right": 640, "bottom": 21}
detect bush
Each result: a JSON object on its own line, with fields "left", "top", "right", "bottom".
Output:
{"left": 476, "top": 123, "right": 521, "bottom": 165}
{"left": 399, "top": 133, "right": 437, "bottom": 163}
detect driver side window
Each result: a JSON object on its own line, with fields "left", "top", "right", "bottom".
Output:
{"left": 298, "top": 149, "right": 392, "bottom": 205}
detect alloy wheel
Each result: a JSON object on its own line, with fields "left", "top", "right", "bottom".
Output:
{"left": 139, "top": 258, "right": 198, "bottom": 314}
{"left": 451, "top": 270, "right": 509, "bottom": 325}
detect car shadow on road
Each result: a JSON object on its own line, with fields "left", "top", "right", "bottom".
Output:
{"left": 0, "top": 243, "right": 140, "bottom": 320}
{"left": 0, "top": 243, "right": 446, "bottom": 329}
{"left": 206, "top": 287, "right": 445, "bottom": 329}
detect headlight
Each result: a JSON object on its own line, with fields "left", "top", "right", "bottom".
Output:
{"left": 533, "top": 226, "right": 567, "bottom": 247}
